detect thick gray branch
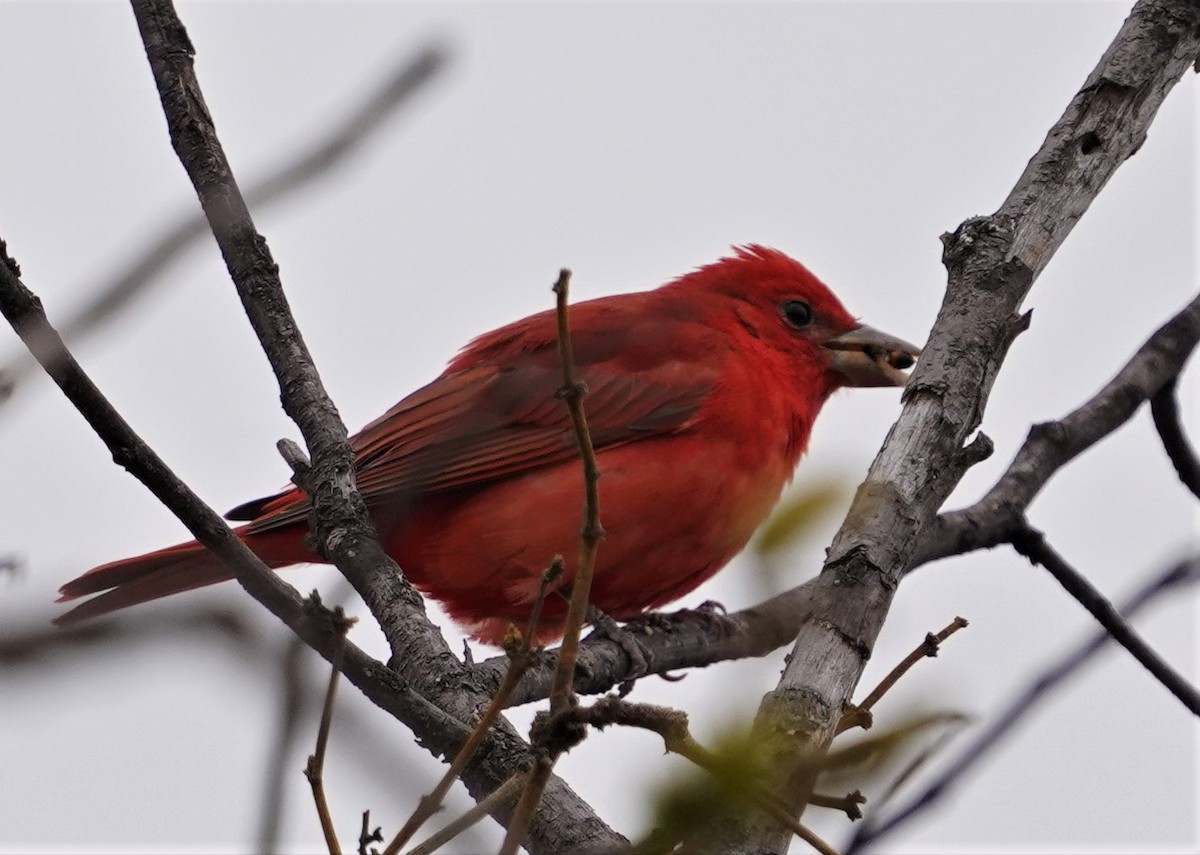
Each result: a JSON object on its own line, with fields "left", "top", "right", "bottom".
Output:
{"left": 115, "top": 3, "right": 626, "bottom": 850}
{"left": 725, "top": 3, "right": 1200, "bottom": 851}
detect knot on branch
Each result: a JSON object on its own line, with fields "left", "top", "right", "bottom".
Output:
{"left": 555, "top": 379, "right": 588, "bottom": 403}
{"left": 302, "top": 590, "right": 358, "bottom": 635}
{"left": 530, "top": 700, "right": 588, "bottom": 756}
{"left": 940, "top": 215, "right": 1015, "bottom": 270}
{"left": 0, "top": 239, "right": 21, "bottom": 276}
{"left": 955, "top": 431, "right": 994, "bottom": 471}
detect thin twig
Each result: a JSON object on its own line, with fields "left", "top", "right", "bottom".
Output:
{"left": 305, "top": 605, "right": 354, "bottom": 855}
{"left": 547, "top": 267, "right": 605, "bottom": 713}
{"left": 257, "top": 632, "right": 312, "bottom": 854}
{"left": 359, "top": 811, "right": 384, "bottom": 855}
{"left": 382, "top": 560, "right": 563, "bottom": 855}
{"left": 259, "top": 576, "right": 358, "bottom": 854}
{"left": 808, "top": 791, "right": 866, "bottom": 822}
{"left": 502, "top": 269, "right": 605, "bottom": 855}
{"left": 1150, "top": 375, "right": 1200, "bottom": 499}
{"left": 0, "top": 44, "right": 447, "bottom": 405}
{"left": 836, "top": 617, "right": 968, "bottom": 734}
{"left": 403, "top": 771, "right": 530, "bottom": 855}
{"left": 848, "top": 554, "right": 1200, "bottom": 853}
{"left": 1011, "top": 523, "right": 1200, "bottom": 716}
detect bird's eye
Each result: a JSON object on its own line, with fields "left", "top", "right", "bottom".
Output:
{"left": 781, "top": 300, "right": 813, "bottom": 329}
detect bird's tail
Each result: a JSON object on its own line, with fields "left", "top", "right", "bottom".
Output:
{"left": 54, "top": 527, "right": 313, "bottom": 626}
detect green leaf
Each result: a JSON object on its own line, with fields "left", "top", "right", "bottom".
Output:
{"left": 753, "top": 478, "right": 847, "bottom": 556}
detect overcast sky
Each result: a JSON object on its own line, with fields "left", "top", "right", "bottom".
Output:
{"left": 1, "top": 2, "right": 1196, "bottom": 853}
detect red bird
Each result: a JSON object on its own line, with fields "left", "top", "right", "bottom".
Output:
{"left": 56, "top": 246, "right": 918, "bottom": 643}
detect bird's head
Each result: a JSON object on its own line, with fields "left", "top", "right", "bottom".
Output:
{"left": 672, "top": 244, "right": 921, "bottom": 390}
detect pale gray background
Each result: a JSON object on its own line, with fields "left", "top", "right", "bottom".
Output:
{"left": 1, "top": 1, "right": 1196, "bottom": 853}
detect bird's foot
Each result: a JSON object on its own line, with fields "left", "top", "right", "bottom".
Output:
{"left": 625, "top": 600, "right": 736, "bottom": 636}
{"left": 585, "top": 605, "right": 655, "bottom": 689}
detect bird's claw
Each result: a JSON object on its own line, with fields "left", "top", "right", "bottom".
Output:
{"left": 586, "top": 605, "right": 654, "bottom": 681}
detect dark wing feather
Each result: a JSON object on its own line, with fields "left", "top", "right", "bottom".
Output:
{"left": 237, "top": 323, "right": 716, "bottom": 533}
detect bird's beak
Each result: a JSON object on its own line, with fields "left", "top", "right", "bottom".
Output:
{"left": 824, "top": 324, "right": 922, "bottom": 388}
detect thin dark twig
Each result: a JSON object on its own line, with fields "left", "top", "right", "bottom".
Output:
{"left": 359, "top": 812, "right": 384, "bottom": 855}
{"left": 403, "top": 771, "right": 530, "bottom": 855}
{"left": 836, "top": 617, "right": 968, "bottom": 734}
{"left": 848, "top": 555, "right": 1200, "bottom": 853}
{"left": 1150, "top": 375, "right": 1200, "bottom": 499}
{"left": 306, "top": 606, "right": 354, "bottom": 855}
{"left": 808, "top": 791, "right": 866, "bottom": 822}
{"left": 1011, "top": 523, "right": 1200, "bottom": 716}
{"left": 257, "top": 632, "right": 313, "bottom": 854}
{"left": 547, "top": 267, "right": 605, "bottom": 713}
{"left": 382, "top": 559, "right": 563, "bottom": 855}
{"left": 259, "top": 575, "right": 358, "bottom": 855}
{"left": 0, "top": 44, "right": 447, "bottom": 404}
{"left": 502, "top": 269, "right": 605, "bottom": 855}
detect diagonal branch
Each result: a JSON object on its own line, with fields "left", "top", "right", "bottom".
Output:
{"left": 128, "top": 0, "right": 405, "bottom": 649}
{"left": 1150, "top": 375, "right": 1200, "bottom": 499}
{"left": 11, "top": 3, "right": 624, "bottom": 851}
{"left": 847, "top": 554, "right": 1200, "bottom": 853}
{"left": 1010, "top": 523, "right": 1200, "bottom": 716}
{"left": 0, "top": 43, "right": 446, "bottom": 406}
{"left": 913, "top": 289, "right": 1200, "bottom": 568}
{"left": 728, "top": 3, "right": 1200, "bottom": 851}
{"left": 0, "top": 240, "right": 620, "bottom": 853}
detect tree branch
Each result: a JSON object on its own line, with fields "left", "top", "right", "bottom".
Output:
{"left": 848, "top": 554, "right": 1200, "bottom": 852}
{"left": 128, "top": 0, "right": 409, "bottom": 653}
{"left": 9, "top": 3, "right": 624, "bottom": 851}
{"left": 0, "top": 43, "right": 447, "bottom": 406}
{"left": 1150, "top": 375, "right": 1200, "bottom": 499}
{"left": 728, "top": 3, "right": 1200, "bottom": 851}
{"left": 1010, "top": 523, "right": 1200, "bottom": 716}
{"left": 473, "top": 579, "right": 824, "bottom": 708}
{"left": 0, "top": 243, "right": 618, "bottom": 852}
{"left": 913, "top": 288, "right": 1200, "bottom": 568}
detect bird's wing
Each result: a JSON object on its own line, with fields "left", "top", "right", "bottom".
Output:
{"left": 230, "top": 318, "right": 717, "bottom": 532}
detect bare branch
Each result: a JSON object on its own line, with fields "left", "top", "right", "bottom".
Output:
{"left": 1150, "top": 375, "right": 1200, "bottom": 499}
{"left": 836, "top": 617, "right": 968, "bottom": 735}
{"left": 0, "top": 44, "right": 447, "bottom": 405}
{"left": 1010, "top": 524, "right": 1200, "bottom": 716}
{"left": 128, "top": 0, "right": 408, "bottom": 653}
{"left": 305, "top": 606, "right": 354, "bottom": 855}
{"left": 478, "top": 579, "right": 823, "bottom": 708}
{"left": 123, "top": 4, "right": 620, "bottom": 850}
{"left": 504, "top": 268, "right": 606, "bottom": 855}
{"left": 404, "top": 772, "right": 530, "bottom": 855}
{"left": 383, "top": 560, "right": 561, "bottom": 855}
{"left": 733, "top": 3, "right": 1200, "bottom": 850}
{"left": 848, "top": 554, "right": 1200, "bottom": 853}
{"left": 914, "top": 289, "right": 1200, "bottom": 568}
